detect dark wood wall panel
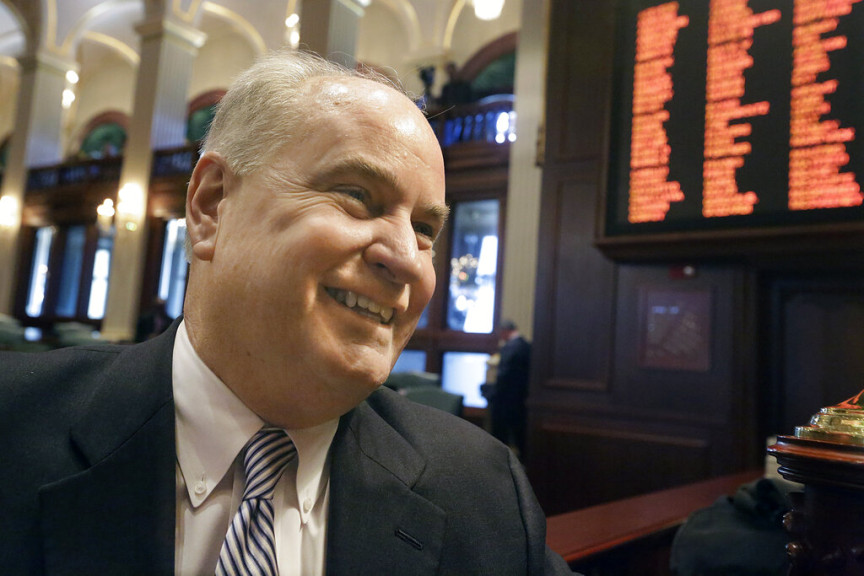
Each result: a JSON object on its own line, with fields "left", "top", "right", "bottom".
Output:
{"left": 529, "top": 0, "right": 762, "bottom": 513}
{"left": 768, "top": 275, "right": 864, "bottom": 436}
{"left": 545, "top": 0, "right": 617, "bottom": 163}
{"left": 545, "top": 175, "right": 617, "bottom": 390}
{"left": 530, "top": 0, "right": 863, "bottom": 516}
{"left": 534, "top": 419, "right": 714, "bottom": 515}
{"left": 611, "top": 265, "right": 741, "bottom": 423}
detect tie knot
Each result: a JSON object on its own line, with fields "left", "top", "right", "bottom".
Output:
{"left": 242, "top": 427, "right": 296, "bottom": 500}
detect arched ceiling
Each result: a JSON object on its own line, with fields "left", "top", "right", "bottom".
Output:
{"left": 0, "top": 1, "right": 516, "bottom": 59}
{"left": 0, "top": 1, "right": 25, "bottom": 60}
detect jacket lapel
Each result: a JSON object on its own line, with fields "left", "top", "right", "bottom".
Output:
{"left": 326, "top": 397, "right": 446, "bottom": 576}
{"left": 39, "top": 326, "right": 179, "bottom": 576}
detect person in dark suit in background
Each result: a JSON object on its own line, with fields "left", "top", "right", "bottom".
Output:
{"left": 490, "top": 319, "right": 532, "bottom": 457}
{"left": 135, "top": 297, "right": 172, "bottom": 342}
{"left": 0, "top": 50, "right": 573, "bottom": 575}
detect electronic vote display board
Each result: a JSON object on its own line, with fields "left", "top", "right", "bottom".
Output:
{"left": 601, "top": 0, "right": 864, "bottom": 257}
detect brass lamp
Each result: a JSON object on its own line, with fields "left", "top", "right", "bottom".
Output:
{"left": 768, "top": 391, "right": 864, "bottom": 575}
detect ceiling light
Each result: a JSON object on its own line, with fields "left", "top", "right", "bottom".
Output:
{"left": 474, "top": 0, "right": 505, "bottom": 20}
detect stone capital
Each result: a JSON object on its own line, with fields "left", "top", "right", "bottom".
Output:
{"left": 135, "top": 17, "right": 207, "bottom": 50}
{"left": 17, "top": 50, "right": 78, "bottom": 77}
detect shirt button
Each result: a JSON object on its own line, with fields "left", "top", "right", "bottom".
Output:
{"left": 194, "top": 481, "right": 206, "bottom": 495}
{"left": 303, "top": 498, "right": 313, "bottom": 513}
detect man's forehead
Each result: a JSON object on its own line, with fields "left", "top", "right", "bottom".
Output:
{"left": 290, "top": 76, "right": 424, "bottom": 141}
{"left": 304, "top": 75, "right": 402, "bottom": 107}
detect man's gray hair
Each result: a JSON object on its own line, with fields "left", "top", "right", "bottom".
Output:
{"left": 200, "top": 49, "right": 408, "bottom": 176}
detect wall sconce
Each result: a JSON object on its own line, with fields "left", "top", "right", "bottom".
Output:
{"left": 96, "top": 198, "right": 115, "bottom": 235}
{"left": 473, "top": 0, "right": 505, "bottom": 20}
{"left": 62, "top": 69, "right": 79, "bottom": 110}
{"left": 117, "top": 183, "right": 144, "bottom": 231}
{"left": 61, "top": 88, "right": 76, "bottom": 109}
{"left": 285, "top": 12, "right": 301, "bottom": 48}
{"left": 0, "top": 195, "right": 20, "bottom": 228}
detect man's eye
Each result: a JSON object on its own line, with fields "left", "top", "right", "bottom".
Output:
{"left": 337, "top": 188, "right": 368, "bottom": 203}
{"left": 413, "top": 222, "right": 436, "bottom": 240}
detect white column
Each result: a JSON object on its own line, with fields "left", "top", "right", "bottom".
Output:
{"left": 499, "top": 0, "right": 549, "bottom": 341}
{"left": 100, "top": 18, "right": 205, "bottom": 341}
{"left": 300, "top": 0, "right": 364, "bottom": 68}
{"left": 0, "top": 51, "right": 75, "bottom": 314}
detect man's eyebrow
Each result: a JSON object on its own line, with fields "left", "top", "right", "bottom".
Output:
{"left": 316, "top": 157, "right": 400, "bottom": 190}
{"left": 424, "top": 203, "right": 450, "bottom": 229}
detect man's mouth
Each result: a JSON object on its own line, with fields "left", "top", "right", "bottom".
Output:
{"left": 325, "top": 287, "right": 394, "bottom": 325}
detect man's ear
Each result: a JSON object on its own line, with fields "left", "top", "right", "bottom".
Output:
{"left": 186, "top": 152, "right": 230, "bottom": 262}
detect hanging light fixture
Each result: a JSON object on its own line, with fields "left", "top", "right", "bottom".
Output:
{"left": 117, "top": 183, "right": 144, "bottom": 231}
{"left": 96, "top": 198, "right": 115, "bottom": 235}
{"left": 473, "top": 0, "right": 505, "bottom": 21}
{"left": 0, "top": 195, "right": 19, "bottom": 227}
{"left": 284, "top": 12, "right": 300, "bottom": 48}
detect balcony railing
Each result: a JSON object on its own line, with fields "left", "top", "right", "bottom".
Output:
{"left": 152, "top": 146, "right": 199, "bottom": 178}
{"left": 20, "top": 98, "right": 514, "bottom": 194}
{"left": 24, "top": 146, "right": 202, "bottom": 192}
{"left": 26, "top": 156, "right": 123, "bottom": 190}
{"left": 427, "top": 94, "right": 516, "bottom": 148}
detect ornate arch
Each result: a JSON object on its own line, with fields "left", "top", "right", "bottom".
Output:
{"left": 58, "top": 0, "right": 141, "bottom": 58}
{"left": 458, "top": 31, "right": 517, "bottom": 82}
{"left": 187, "top": 88, "right": 224, "bottom": 114}
{"left": 186, "top": 88, "right": 224, "bottom": 143}
{"left": 201, "top": 2, "right": 265, "bottom": 56}
{"left": 74, "top": 109, "right": 129, "bottom": 158}
{"left": 0, "top": 0, "right": 31, "bottom": 56}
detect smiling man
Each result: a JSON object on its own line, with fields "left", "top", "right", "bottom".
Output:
{"left": 0, "top": 51, "right": 573, "bottom": 575}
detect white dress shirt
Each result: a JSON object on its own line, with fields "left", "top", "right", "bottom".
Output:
{"left": 172, "top": 321, "right": 338, "bottom": 575}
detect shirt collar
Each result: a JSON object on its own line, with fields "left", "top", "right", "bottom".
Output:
{"left": 173, "top": 320, "right": 338, "bottom": 511}
{"left": 287, "top": 419, "right": 339, "bottom": 523}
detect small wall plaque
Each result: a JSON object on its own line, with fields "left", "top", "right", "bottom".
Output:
{"left": 638, "top": 288, "right": 712, "bottom": 372}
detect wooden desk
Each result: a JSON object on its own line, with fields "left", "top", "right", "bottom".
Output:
{"left": 547, "top": 469, "right": 763, "bottom": 572}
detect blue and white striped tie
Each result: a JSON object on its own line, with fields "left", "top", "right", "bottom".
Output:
{"left": 216, "top": 427, "right": 296, "bottom": 576}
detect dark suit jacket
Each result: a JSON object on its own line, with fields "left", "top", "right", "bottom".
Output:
{"left": 0, "top": 323, "right": 572, "bottom": 575}
{"left": 496, "top": 336, "right": 531, "bottom": 408}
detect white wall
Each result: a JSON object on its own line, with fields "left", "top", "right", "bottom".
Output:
{"left": 189, "top": 30, "right": 256, "bottom": 99}
{"left": 356, "top": 2, "right": 419, "bottom": 96}
{"left": 69, "top": 53, "right": 135, "bottom": 156}
{"left": 449, "top": 0, "right": 521, "bottom": 67}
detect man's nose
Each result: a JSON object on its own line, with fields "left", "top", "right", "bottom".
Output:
{"left": 364, "top": 218, "right": 425, "bottom": 284}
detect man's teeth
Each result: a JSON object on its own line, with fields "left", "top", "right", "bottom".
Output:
{"left": 328, "top": 288, "right": 394, "bottom": 323}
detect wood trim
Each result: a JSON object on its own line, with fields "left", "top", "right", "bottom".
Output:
{"left": 540, "top": 422, "right": 711, "bottom": 450}
{"left": 187, "top": 89, "right": 226, "bottom": 113}
{"left": 530, "top": 400, "right": 730, "bottom": 429}
{"left": 544, "top": 378, "right": 608, "bottom": 392}
{"left": 546, "top": 469, "right": 763, "bottom": 564}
